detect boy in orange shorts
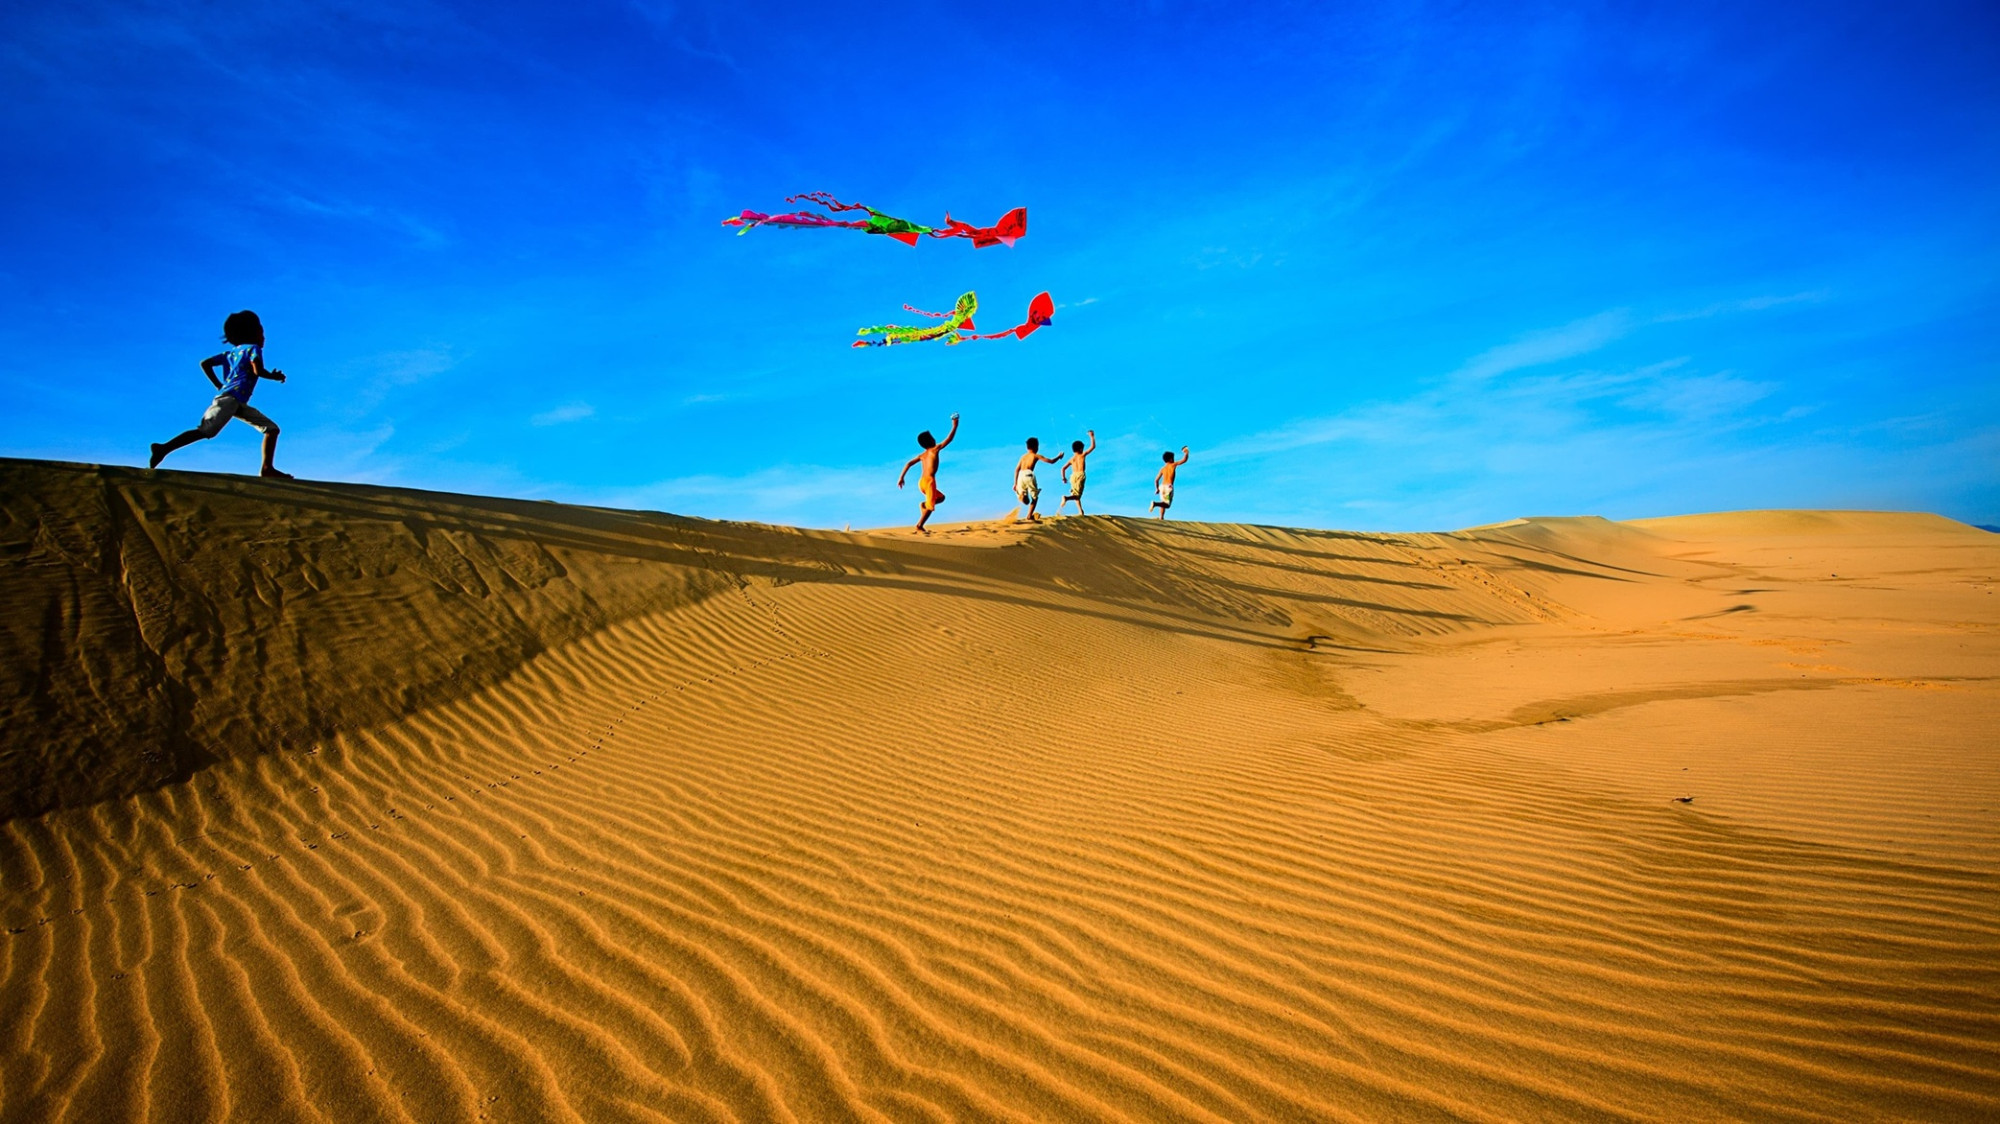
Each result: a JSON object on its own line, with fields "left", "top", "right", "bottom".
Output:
{"left": 896, "top": 412, "right": 959, "bottom": 533}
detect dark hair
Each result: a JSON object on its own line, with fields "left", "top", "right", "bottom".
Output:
{"left": 917, "top": 430, "right": 937, "bottom": 449}
{"left": 1162, "top": 450, "right": 1176, "bottom": 462}
{"left": 222, "top": 310, "right": 264, "bottom": 346}
{"left": 1025, "top": 437, "right": 1039, "bottom": 452}
{"left": 1071, "top": 439, "right": 1084, "bottom": 453}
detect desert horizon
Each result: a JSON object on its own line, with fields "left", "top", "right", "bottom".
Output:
{"left": 3, "top": 456, "right": 1995, "bottom": 1121}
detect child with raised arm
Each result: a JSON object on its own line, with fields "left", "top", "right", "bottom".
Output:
{"left": 1057, "top": 430, "right": 1095, "bottom": 515}
{"left": 896, "top": 412, "right": 959, "bottom": 533}
{"left": 1152, "top": 445, "right": 1190, "bottom": 519}
{"left": 1013, "top": 437, "right": 1061, "bottom": 521}
{"left": 149, "top": 310, "right": 292, "bottom": 479}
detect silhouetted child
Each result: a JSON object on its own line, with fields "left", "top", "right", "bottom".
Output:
{"left": 149, "top": 310, "right": 291, "bottom": 479}
{"left": 1057, "top": 430, "right": 1095, "bottom": 515}
{"left": 896, "top": 412, "right": 959, "bottom": 533}
{"left": 1152, "top": 446, "right": 1189, "bottom": 519}
{"left": 1013, "top": 437, "right": 1061, "bottom": 521}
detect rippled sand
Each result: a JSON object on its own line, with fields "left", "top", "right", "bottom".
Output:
{"left": 3, "top": 460, "right": 1995, "bottom": 1121}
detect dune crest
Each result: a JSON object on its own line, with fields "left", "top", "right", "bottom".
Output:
{"left": 3, "top": 459, "right": 1996, "bottom": 1122}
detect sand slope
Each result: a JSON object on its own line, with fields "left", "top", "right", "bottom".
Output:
{"left": 2, "top": 460, "right": 1996, "bottom": 1121}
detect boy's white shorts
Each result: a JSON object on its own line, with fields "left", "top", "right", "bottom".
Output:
{"left": 196, "top": 394, "right": 277, "bottom": 438}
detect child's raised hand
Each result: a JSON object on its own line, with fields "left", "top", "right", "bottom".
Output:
{"left": 268, "top": 369, "right": 287, "bottom": 383}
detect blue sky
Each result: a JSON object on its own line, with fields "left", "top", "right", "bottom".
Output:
{"left": 3, "top": 1, "right": 1995, "bottom": 530}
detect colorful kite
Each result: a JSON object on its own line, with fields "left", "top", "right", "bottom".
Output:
{"left": 853, "top": 291, "right": 1054, "bottom": 348}
{"left": 724, "top": 192, "right": 1027, "bottom": 248}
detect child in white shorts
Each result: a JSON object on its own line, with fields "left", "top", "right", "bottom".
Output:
{"left": 149, "top": 310, "right": 292, "bottom": 479}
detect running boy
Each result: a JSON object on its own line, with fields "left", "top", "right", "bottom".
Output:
{"left": 1013, "top": 437, "right": 1061, "bottom": 521}
{"left": 1152, "top": 446, "right": 1190, "bottom": 519}
{"left": 1057, "top": 430, "right": 1095, "bottom": 515}
{"left": 149, "top": 310, "right": 291, "bottom": 479}
{"left": 896, "top": 412, "right": 960, "bottom": 533}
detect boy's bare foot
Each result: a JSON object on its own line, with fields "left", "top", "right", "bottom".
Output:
{"left": 148, "top": 443, "right": 166, "bottom": 469}
{"left": 260, "top": 468, "right": 294, "bottom": 480}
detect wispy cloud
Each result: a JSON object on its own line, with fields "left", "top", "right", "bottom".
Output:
{"left": 1191, "top": 246, "right": 1275, "bottom": 271}
{"left": 1210, "top": 298, "right": 1809, "bottom": 470}
{"left": 626, "top": 0, "right": 739, "bottom": 68}
{"left": 373, "top": 348, "right": 457, "bottom": 385}
{"left": 273, "top": 191, "right": 449, "bottom": 249}
{"left": 531, "top": 402, "right": 595, "bottom": 426}
{"left": 1448, "top": 310, "right": 1634, "bottom": 381}
{"left": 324, "top": 347, "right": 460, "bottom": 418}
{"left": 1621, "top": 371, "right": 1775, "bottom": 418}
{"left": 1437, "top": 293, "right": 1827, "bottom": 386}
{"left": 1656, "top": 290, "right": 1829, "bottom": 323}
{"left": 279, "top": 423, "right": 402, "bottom": 484}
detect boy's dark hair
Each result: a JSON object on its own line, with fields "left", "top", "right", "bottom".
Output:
{"left": 917, "top": 430, "right": 937, "bottom": 449}
{"left": 1162, "top": 450, "right": 1176, "bottom": 463}
{"left": 222, "top": 310, "right": 264, "bottom": 346}
{"left": 1071, "top": 439, "right": 1085, "bottom": 453}
{"left": 1026, "top": 437, "right": 1039, "bottom": 452}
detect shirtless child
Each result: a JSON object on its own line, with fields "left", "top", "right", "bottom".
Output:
{"left": 1057, "top": 430, "right": 1096, "bottom": 515}
{"left": 1152, "top": 446, "right": 1190, "bottom": 519}
{"left": 1013, "top": 437, "right": 1061, "bottom": 521}
{"left": 896, "top": 412, "right": 959, "bottom": 533}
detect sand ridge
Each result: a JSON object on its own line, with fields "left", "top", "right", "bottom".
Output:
{"left": 2, "top": 461, "right": 1996, "bottom": 1121}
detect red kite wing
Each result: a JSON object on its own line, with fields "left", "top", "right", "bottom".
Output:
{"left": 934, "top": 207, "right": 1028, "bottom": 248}
{"left": 974, "top": 291, "right": 1054, "bottom": 340}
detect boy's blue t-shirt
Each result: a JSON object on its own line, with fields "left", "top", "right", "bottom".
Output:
{"left": 220, "top": 344, "right": 261, "bottom": 401}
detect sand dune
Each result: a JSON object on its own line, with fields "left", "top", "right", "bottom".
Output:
{"left": 3, "top": 458, "right": 1996, "bottom": 1121}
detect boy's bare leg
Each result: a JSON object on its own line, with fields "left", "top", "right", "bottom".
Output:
{"left": 150, "top": 429, "right": 207, "bottom": 468}
{"left": 258, "top": 431, "right": 291, "bottom": 479}
{"left": 915, "top": 507, "right": 933, "bottom": 533}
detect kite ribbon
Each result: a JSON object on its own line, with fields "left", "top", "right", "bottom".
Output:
{"left": 721, "top": 208, "right": 870, "bottom": 235}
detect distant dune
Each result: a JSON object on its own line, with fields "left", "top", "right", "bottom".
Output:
{"left": 3, "top": 458, "right": 1996, "bottom": 1122}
